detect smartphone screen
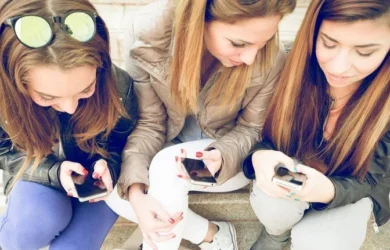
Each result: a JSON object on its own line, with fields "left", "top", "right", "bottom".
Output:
{"left": 182, "top": 158, "right": 217, "bottom": 185}
{"left": 72, "top": 172, "right": 107, "bottom": 202}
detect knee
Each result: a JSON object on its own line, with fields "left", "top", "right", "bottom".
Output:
{"left": 250, "top": 185, "right": 307, "bottom": 229}
{"left": 0, "top": 190, "right": 72, "bottom": 249}
{"left": 149, "top": 146, "right": 180, "bottom": 186}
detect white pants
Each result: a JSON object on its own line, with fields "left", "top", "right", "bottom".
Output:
{"left": 250, "top": 183, "right": 373, "bottom": 250}
{"left": 106, "top": 139, "right": 250, "bottom": 250}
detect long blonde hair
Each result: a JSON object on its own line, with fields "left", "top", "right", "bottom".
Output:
{"left": 263, "top": 0, "right": 390, "bottom": 178}
{"left": 170, "top": 0, "right": 296, "bottom": 114}
{"left": 0, "top": 0, "right": 127, "bottom": 183}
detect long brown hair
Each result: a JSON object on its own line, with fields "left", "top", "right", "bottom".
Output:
{"left": 0, "top": 0, "right": 126, "bottom": 181}
{"left": 263, "top": 0, "right": 390, "bottom": 177}
{"left": 170, "top": 0, "right": 296, "bottom": 114}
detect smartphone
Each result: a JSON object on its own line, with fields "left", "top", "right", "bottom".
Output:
{"left": 272, "top": 165, "right": 306, "bottom": 191}
{"left": 182, "top": 158, "right": 218, "bottom": 187}
{"left": 72, "top": 172, "right": 108, "bottom": 202}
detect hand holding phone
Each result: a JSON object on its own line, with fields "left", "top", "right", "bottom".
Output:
{"left": 182, "top": 158, "right": 218, "bottom": 186}
{"left": 175, "top": 149, "right": 218, "bottom": 187}
{"left": 272, "top": 165, "right": 307, "bottom": 191}
{"left": 72, "top": 170, "right": 108, "bottom": 202}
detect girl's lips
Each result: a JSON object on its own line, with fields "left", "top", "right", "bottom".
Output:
{"left": 229, "top": 59, "right": 243, "bottom": 66}
{"left": 327, "top": 73, "right": 353, "bottom": 84}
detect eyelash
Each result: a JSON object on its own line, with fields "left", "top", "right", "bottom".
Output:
{"left": 39, "top": 87, "right": 92, "bottom": 103}
{"left": 322, "top": 38, "right": 336, "bottom": 49}
{"left": 322, "top": 38, "right": 374, "bottom": 57}
{"left": 40, "top": 96, "right": 55, "bottom": 102}
{"left": 231, "top": 41, "right": 245, "bottom": 48}
{"left": 357, "top": 51, "right": 373, "bottom": 57}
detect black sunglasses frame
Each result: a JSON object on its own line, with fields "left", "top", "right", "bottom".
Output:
{"left": 3, "top": 10, "right": 97, "bottom": 49}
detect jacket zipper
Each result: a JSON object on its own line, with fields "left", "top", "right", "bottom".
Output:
{"left": 369, "top": 197, "right": 380, "bottom": 233}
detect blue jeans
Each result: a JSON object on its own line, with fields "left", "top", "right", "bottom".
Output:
{"left": 0, "top": 181, "right": 118, "bottom": 250}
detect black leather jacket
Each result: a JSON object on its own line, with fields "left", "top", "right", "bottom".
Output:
{"left": 243, "top": 100, "right": 390, "bottom": 227}
{"left": 0, "top": 65, "right": 138, "bottom": 195}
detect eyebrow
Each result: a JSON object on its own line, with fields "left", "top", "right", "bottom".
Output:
{"left": 36, "top": 78, "right": 96, "bottom": 98}
{"left": 321, "top": 33, "right": 381, "bottom": 48}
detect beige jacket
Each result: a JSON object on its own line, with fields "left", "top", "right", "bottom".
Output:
{"left": 117, "top": 0, "right": 287, "bottom": 199}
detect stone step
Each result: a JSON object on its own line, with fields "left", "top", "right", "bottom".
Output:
{"left": 103, "top": 217, "right": 390, "bottom": 250}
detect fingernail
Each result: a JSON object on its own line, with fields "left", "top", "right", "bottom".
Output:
{"left": 82, "top": 169, "right": 89, "bottom": 175}
{"left": 293, "top": 167, "right": 298, "bottom": 172}
{"left": 169, "top": 218, "right": 175, "bottom": 224}
{"left": 92, "top": 172, "right": 100, "bottom": 179}
{"left": 67, "top": 192, "right": 72, "bottom": 197}
{"left": 177, "top": 175, "right": 182, "bottom": 178}
{"left": 290, "top": 191, "right": 296, "bottom": 195}
{"left": 294, "top": 198, "right": 300, "bottom": 201}
{"left": 196, "top": 152, "right": 203, "bottom": 157}
{"left": 175, "top": 156, "right": 179, "bottom": 162}
{"left": 172, "top": 235, "right": 176, "bottom": 238}
{"left": 93, "top": 182, "right": 99, "bottom": 186}
{"left": 89, "top": 199, "right": 95, "bottom": 203}
{"left": 285, "top": 194, "right": 292, "bottom": 198}
{"left": 181, "top": 149, "right": 184, "bottom": 154}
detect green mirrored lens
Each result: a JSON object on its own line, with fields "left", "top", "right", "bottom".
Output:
{"left": 64, "top": 12, "right": 95, "bottom": 42}
{"left": 14, "top": 16, "right": 52, "bottom": 48}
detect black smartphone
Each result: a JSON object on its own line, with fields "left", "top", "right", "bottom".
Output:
{"left": 182, "top": 158, "right": 218, "bottom": 186}
{"left": 272, "top": 165, "right": 306, "bottom": 190}
{"left": 72, "top": 172, "right": 107, "bottom": 202}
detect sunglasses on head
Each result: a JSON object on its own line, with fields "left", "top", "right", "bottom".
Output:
{"left": 3, "top": 10, "right": 97, "bottom": 49}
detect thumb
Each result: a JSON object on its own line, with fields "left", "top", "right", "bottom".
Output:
{"left": 294, "top": 163, "right": 314, "bottom": 175}
{"left": 196, "top": 150, "right": 220, "bottom": 161}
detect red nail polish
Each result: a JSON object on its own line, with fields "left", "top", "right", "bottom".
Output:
{"left": 175, "top": 156, "right": 178, "bottom": 162}
{"left": 89, "top": 199, "right": 95, "bottom": 203}
{"left": 82, "top": 169, "right": 89, "bottom": 175}
{"left": 177, "top": 175, "right": 183, "bottom": 178}
{"left": 169, "top": 218, "right": 175, "bottom": 224}
{"left": 196, "top": 152, "right": 203, "bottom": 157}
{"left": 92, "top": 172, "right": 99, "bottom": 179}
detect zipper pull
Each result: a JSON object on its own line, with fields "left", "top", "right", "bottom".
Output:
{"left": 373, "top": 222, "right": 379, "bottom": 233}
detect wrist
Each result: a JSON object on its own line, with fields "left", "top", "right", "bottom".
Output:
{"left": 323, "top": 178, "right": 336, "bottom": 204}
{"left": 252, "top": 150, "right": 267, "bottom": 173}
{"left": 128, "top": 183, "right": 146, "bottom": 202}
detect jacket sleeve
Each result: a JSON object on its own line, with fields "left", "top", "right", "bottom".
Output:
{"left": 0, "top": 127, "right": 63, "bottom": 191}
{"left": 207, "top": 48, "right": 287, "bottom": 184}
{"left": 311, "top": 130, "right": 390, "bottom": 210}
{"left": 116, "top": 13, "right": 168, "bottom": 200}
{"left": 242, "top": 138, "right": 275, "bottom": 180}
{"left": 90, "top": 68, "right": 139, "bottom": 188}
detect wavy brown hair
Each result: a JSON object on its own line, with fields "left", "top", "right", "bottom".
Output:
{"left": 0, "top": 0, "right": 126, "bottom": 181}
{"left": 171, "top": 0, "right": 296, "bottom": 114}
{"left": 263, "top": 0, "right": 390, "bottom": 178}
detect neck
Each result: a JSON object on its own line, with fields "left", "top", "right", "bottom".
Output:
{"left": 328, "top": 83, "right": 360, "bottom": 109}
